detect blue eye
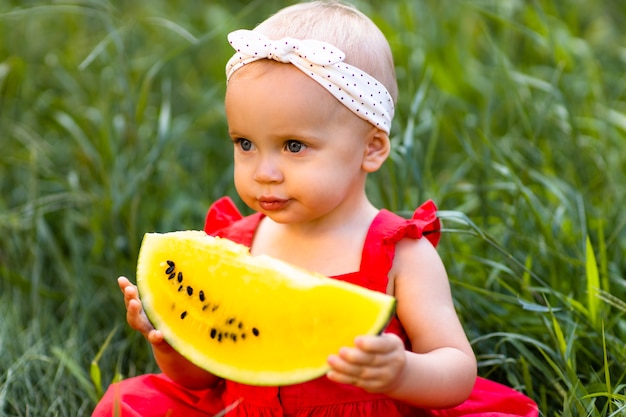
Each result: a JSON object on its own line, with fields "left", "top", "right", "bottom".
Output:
{"left": 285, "top": 140, "right": 305, "bottom": 153}
{"left": 237, "top": 139, "right": 253, "bottom": 151}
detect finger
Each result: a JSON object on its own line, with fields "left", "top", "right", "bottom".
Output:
{"left": 118, "top": 277, "right": 137, "bottom": 307}
{"left": 326, "top": 361, "right": 389, "bottom": 388}
{"left": 354, "top": 333, "right": 403, "bottom": 353}
{"left": 326, "top": 354, "right": 364, "bottom": 385}
{"left": 328, "top": 351, "right": 373, "bottom": 376}
{"left": 337, "top": 342, "right": 398, "bottom": 368}
{"left": 122, "top": 282, "right": 141, "bottom": 310}
{"left": 337, "top": 346, "right": 377, "bottom": 366}
{"left": 334, "top": 341, "right": 405, "bottom": 371}
{"left": 329, "top": 372, "right": 397, "bottom": 393}
{"left": 126, "top": 298, "right": 153, "bottom": 335}
{"left": 147, "top": 328, "right": 165, "bottom": 345}
{"left": 117, "top": 276, "right": 134, "bottom": 292}
{"left": 326, "top": 368, "right": 358, "bottom": 386}
{"left": 123, "top": 282, "right": 138, "bottom": 300}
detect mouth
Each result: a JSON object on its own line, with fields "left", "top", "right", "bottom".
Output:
{"left": 258, "top": 196, "right": 290, "bottom": 211}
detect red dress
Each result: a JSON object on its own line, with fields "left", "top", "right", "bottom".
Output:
{"left": 92, "top": 197, "right": 538, "bottom": 417}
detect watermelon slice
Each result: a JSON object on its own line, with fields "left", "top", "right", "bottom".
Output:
{"left": 136, "top": 230, "right": 396, "bottom": 386}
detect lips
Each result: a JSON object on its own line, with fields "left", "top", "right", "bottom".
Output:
{"left": 258, "top": 197, "right": 289, "bottom": 211}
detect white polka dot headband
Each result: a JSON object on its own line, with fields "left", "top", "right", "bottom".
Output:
{"left": 226, "top": 29, "right": 395, "bottom": 134}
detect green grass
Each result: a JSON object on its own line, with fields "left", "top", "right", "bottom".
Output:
{"left": 1, "top": 0, "right": 625, "bottom": 415}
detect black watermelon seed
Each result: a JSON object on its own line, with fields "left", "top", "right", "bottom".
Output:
{"left": 210, "top": 328, "right": 217, "bottom": 339}
{"left": 180, "top": 311, "right": 187, "bottom": 319}
{"left": 241, "top": 333, "right": 246, "bottom": 339}
{"left": 231, "top": 334, "right": 237, "bottom": 342}
{"left": 168, "top": 273, "right": 176, "bottom": 280}
{"left": 238, "top": 322, "right": 243, "bottom": 329}
{"left": 177, "top": 285, "right": 184, "bottom": 292}
{"left": 199, "top": 290, "right": 205, "bottom": 302}
{"left": 165, "top": 263, "right": 175, "bottom": 275}
{"left": 212, "top": 305, "right": 219, "bottom": 312}
{"left": 226, "top": 318, "right": 235, "bottom": 325}
{"left": 177, "top": 272, "right": 183, "bottom": 283}
{"left": 186, "top": 286, "right": 193, "bottom": 296}
{"left": 217, "top": 333, "right": 223, "bottom": 342}
{"left": 202, "top": 304, "right": 209, "bottom": 311}
{"left": 252, "top": 328, "right": 260, "bottom": 337}
{"left": 167, "top": 260, "right": 175, "bottom": 267}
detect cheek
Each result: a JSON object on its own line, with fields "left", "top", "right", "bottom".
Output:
{"left": 294, "top": 164, "right": 350, "bottom": 195}
{"left": 232, "top": 161, "right": 250, "bottom": 192}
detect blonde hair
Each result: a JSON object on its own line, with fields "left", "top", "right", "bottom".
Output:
{"left": 253, "top": 1, "right": 398, "bottom": 103}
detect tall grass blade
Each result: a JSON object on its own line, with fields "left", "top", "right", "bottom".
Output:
{"left": 601, "top": 322, "right": 613, "bottom": 413}
{"left": 90, "top": 326, "right": 119, "bottom": 400}
{"left": 585, "top": 235, "right": 601, "bottom": 329}
{"left": 145, "top": 17, "right": 198, "bottom": 44}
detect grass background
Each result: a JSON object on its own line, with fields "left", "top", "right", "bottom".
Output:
{"left": 1, "top": 0, "right": 625, "bottom": 415}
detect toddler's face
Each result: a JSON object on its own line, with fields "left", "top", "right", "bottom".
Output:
{"left": 225, "top": 61, "right": 376, "bottom": 225}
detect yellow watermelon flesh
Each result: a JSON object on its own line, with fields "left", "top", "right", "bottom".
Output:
{"left": 136, "top": 230, "right": 396, "bottom": 386}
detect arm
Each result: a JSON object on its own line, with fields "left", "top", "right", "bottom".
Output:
{"left": 327, "top": 238, "right": 476, "bottom": 408}
{"left": 118, "top": 276, "right": 222, "bottom": 390}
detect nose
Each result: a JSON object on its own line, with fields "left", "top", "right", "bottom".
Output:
{"left": 253, "top": 153, "right": 283, "bottom": 184}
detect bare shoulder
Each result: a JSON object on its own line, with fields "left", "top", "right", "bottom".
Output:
{"left": 387, "top": 236, "right": 447, "bottom": 295}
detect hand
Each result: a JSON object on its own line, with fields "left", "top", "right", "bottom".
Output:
{"left": 326, "top": 333, "right": 407, "bottom": 393}
{"left": 118, "top": 276, "right": 219, "bottom": 387}
{"left": 118, "top": 276, "right": 173, "bottom": 352}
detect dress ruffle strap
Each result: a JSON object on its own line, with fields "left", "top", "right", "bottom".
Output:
{"left": 412, "top": 199, "right": 440, "bottom": 247}
{"left": 204, "top": 197, "right": 262, "bottom": 245}
{"left": 381, "top": 200, "right": 440, "bottom": 248}
{"left": 204, "top": 197, "right": 243, "bottom": 235}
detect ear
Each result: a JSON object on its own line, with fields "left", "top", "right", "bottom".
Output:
{"left": 362, "top": 128, "right": 391, "bottom": 173}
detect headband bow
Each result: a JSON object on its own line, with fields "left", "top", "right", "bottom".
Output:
{"left": 226, "top": 29, "right": 394, "bottom": 134}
